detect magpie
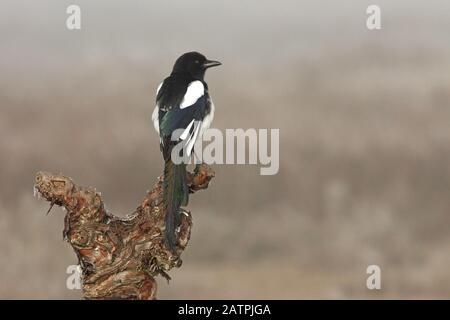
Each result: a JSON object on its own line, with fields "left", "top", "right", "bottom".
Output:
{"left": 152, "top": 52, "right": 221, "bottom": 252}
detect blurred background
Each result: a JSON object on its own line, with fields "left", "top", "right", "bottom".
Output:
{"left": 1, "top": 0, "right": 450, "bottom": 299}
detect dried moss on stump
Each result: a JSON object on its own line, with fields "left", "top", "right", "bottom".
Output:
{"left": 33, "top": 164, "right": 214, "bottom": 299}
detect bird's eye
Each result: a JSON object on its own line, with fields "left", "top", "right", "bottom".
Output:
{"left": 195, "top": 60, "right": 199, "bottom": 64}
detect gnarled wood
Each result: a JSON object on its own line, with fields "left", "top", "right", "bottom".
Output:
{"left": 34, "top": 164, "right": 215, "bottom": 299}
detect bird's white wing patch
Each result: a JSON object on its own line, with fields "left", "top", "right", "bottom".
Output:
{"left": 180, "top": 81, "right": 204, "bottom": 109}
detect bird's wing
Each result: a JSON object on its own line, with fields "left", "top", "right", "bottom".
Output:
{"left": 158, "top": 81, "right": 208, "bottom": 158}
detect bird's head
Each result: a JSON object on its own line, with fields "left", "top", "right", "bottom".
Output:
{"left": 171, "top": 52, "right": 221, "bottom": 80}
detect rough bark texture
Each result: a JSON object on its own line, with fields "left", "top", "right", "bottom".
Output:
{"left": 33, "top": 164, "right": 214, "bottom": 300}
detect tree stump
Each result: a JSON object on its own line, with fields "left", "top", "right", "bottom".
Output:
{"left": 33, "top": 164, "right": 215, "bottom": 299}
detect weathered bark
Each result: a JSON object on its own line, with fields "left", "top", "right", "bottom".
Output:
{"left": 33, "top": 164, "right": 215, "bottom": 299}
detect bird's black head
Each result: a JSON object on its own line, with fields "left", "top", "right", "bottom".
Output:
{"left": 171, "top": 52, "right": 221, "bottom": 80}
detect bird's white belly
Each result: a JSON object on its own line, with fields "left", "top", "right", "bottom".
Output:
{"left": 152, "top": 105, "right": 159, "bottom": 133}
{"left": 201, "top": 99, "right": 215, "bottom": 135}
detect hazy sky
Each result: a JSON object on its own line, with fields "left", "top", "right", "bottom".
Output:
{"left": 2, "top": 0, "right": 450, "bottom": 70}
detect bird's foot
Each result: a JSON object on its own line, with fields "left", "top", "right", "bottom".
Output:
{"left": 178, "top": 208, "right": 191, "bottom": 218}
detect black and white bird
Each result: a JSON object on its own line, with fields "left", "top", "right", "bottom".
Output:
{"left": 152, "top": 52, "right": 221, "bottom": 252}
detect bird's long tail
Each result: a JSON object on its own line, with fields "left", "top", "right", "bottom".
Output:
{"left": 163, "top": 158, "right": 189, "bottom": 252}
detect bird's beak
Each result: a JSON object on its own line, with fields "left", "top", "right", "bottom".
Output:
{"left": 203, "top": 59, "right": 222, "bottom": 69}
